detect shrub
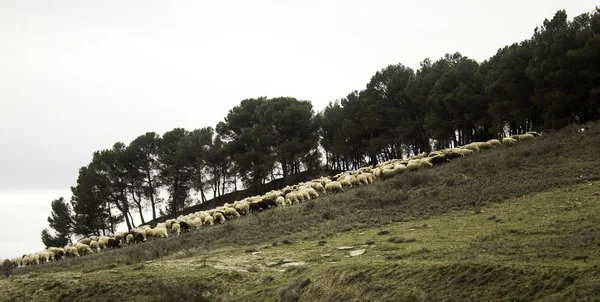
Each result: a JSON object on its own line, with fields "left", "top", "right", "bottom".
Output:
{"left": 1, "top": 259, "right": 13, "bottom": 277}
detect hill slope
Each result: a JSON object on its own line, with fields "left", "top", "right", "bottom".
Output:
{"left": 1, "top": 124, "right": 599, "bottom": 301}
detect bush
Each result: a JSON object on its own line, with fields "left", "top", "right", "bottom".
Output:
{"left": 152, "top": 280, "right": 215, "bottom": 302}
{"left": 1, "top": 259, "right": 13, "bottom": 277}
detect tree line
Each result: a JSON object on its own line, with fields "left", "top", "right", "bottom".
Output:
{"left": 42, "top": 8, "right": 600, "bottom": 246}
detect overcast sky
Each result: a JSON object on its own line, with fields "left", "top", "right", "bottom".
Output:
{"left": 1, "top": 0, "right": 597, "bottom": 259}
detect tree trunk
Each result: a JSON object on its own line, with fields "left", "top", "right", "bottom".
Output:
{"left": 146, "top": 170, "right": 157, "bottom": 220}
{"left": 130, "top": 188, "right": 145, "bottom": 224}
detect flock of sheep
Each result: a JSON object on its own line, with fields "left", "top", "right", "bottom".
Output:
{"left": 8, "top": 132, "right": 540, "bottom": 268}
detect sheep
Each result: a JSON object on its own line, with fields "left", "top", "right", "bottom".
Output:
{"left": 191, "top": 218, "right": 203, "bottom": 230}
{"left": 286, "top": 192, "right": 299, "bottom": 204}
{"left": 412, "top": 152, "right": 427, "bottom": 159}
{"left": 476, "top": 142, "right": 493, "bottom": 150}
{"left": 106, "top": 238, "right": 121, "bottom": 249}
{"left": 502, "top": 137, "right": 517, "bottom": 146}
{"left": 11, "top": 257, "right": 20, "bottom": 268}
{"left": 165, "top": 219, "right": 177, "bottom": 230}
{"left": 302, "top": 187, "right": 319, "bottom": 199}
{"left": 380, "top": 168, "right": 395, "bottom": 179}
{"left": 313, "top": 182, "right": 326, "bottom": 194}
{"left": 442, "top": 148, "right": 464, "bottom": 159}
{"left": 213, "top": 211, "right": 227, "bottom": 224}
{"left": 75, "top": 243, "right": 93, "bottom": 256}
{"left": 78, "top": 238, "right": 92, "bottom": 246}
{"left": 324, "top": 181, "right": 344, "bottom": 193}
{"left": 487, "top": 139, "right": 502, "bottom": 147}
{"left": 339, "top": 179, "right": 352, "bottom": 189}
{"left": 427, "top": 154, "right": 448, "bottom": 165}
{"left": 406, "top": 161, "right": 421, "bottom": 171}
{"left": 234, "top": 201, "right": 250, "bottom": 215}
{"left": 171, "top": 223, "right": 181, "bottom": 235}
{"left": 65, "top": 246, "right": 79, "bottom": 257}
{"left": 179, "top": 221, "right": 191, "bottom": 233}
{"left": 128, "top": 231, "right": 145, "bottom": 243}
{"left": 152, "top": 227, "right": 169, "bottom": 238}
{"left": 393, "top": 164, "right": 407, "bottom": 175}
{"left": 461, "top": 143, "right": 480, "bottom": 152}
{"left": 518, "top": 133, "right": 535, "bottom": 141}
{"left": 90, "top": 240, "right": 100, "bottom": 253}
{"left": 275, "top": 196, "right": 286, "bottom": 207}
{"left": 204, "top": 215, "right": 215, "bottom": 225}
{"left": 114, "top": 232, "right": 126, "bottom": 245}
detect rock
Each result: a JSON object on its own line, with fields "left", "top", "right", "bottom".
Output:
{"left": 266, "top": 262, "right": 280, "bottom": 267}
{"left": 321, "top": 254, "right": 331, "bottom": 258}
{"left": 350, "top": 249, "right": 366, "bottom": 257}
{"left": 109, "top": 269, "right": 119, "bottom": 274}
{"left": 282, "top": 258, "right": 294, "bottom": 263}
{"left": 73, "top": 275, "right": 81, "bottom": 279}
{"left": 251, "top": 252, "right": 261, "bottom": 255}
{"left": 281, "top": 261, "right": 306, "bottom": 268}
{"left": 337, "top": 246, "right": 354, "bottom": 250}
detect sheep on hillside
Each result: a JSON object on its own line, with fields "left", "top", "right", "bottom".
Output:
{"left": 324, "top": 181, "right": 344, "bottom": 193}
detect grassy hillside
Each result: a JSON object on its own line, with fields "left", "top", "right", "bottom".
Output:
{"left": 1, "top": 123, "right": 599, "bottom": 301}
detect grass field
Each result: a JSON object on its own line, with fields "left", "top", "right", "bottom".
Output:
{"left": 1, "top": 123, "right": 599, "bottom": 301}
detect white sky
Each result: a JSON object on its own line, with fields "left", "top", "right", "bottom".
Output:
{"left": 0, "top": 0, "right": 597, "bottom": 259}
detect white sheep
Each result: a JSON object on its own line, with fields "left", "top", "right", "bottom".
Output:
{"left": 276, "top": 196, "right": 286, "bottom": 207}
{"left": 223, "top": 207, "right": 241, "bottom": 219}
{"left": 171, "top": 222, "right": 181, "bottom": 235}
{"left": 487, "top": 139, "right": 502, "bottom": 147}
{"left": 502, "top": 137, "right": 517, "bottom": 146}
{"left": 324, "top": 181, "right": 344, "bottom": 193}
{"left": 518, "top": 133, "right": 535, "bottom": 141}
{"left": 75, "top": 243, "right": 93, "bottom": 256}
{"left": 461, "top": 143, "right": 480, "bottom": 152}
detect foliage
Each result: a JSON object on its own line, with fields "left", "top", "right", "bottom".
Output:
{"left": 58, "top": 7, "right": 600, "bottom": 238}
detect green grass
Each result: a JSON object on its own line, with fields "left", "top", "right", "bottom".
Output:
{"left": 1, "top": 123, "right": 599, "bottom": 301}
